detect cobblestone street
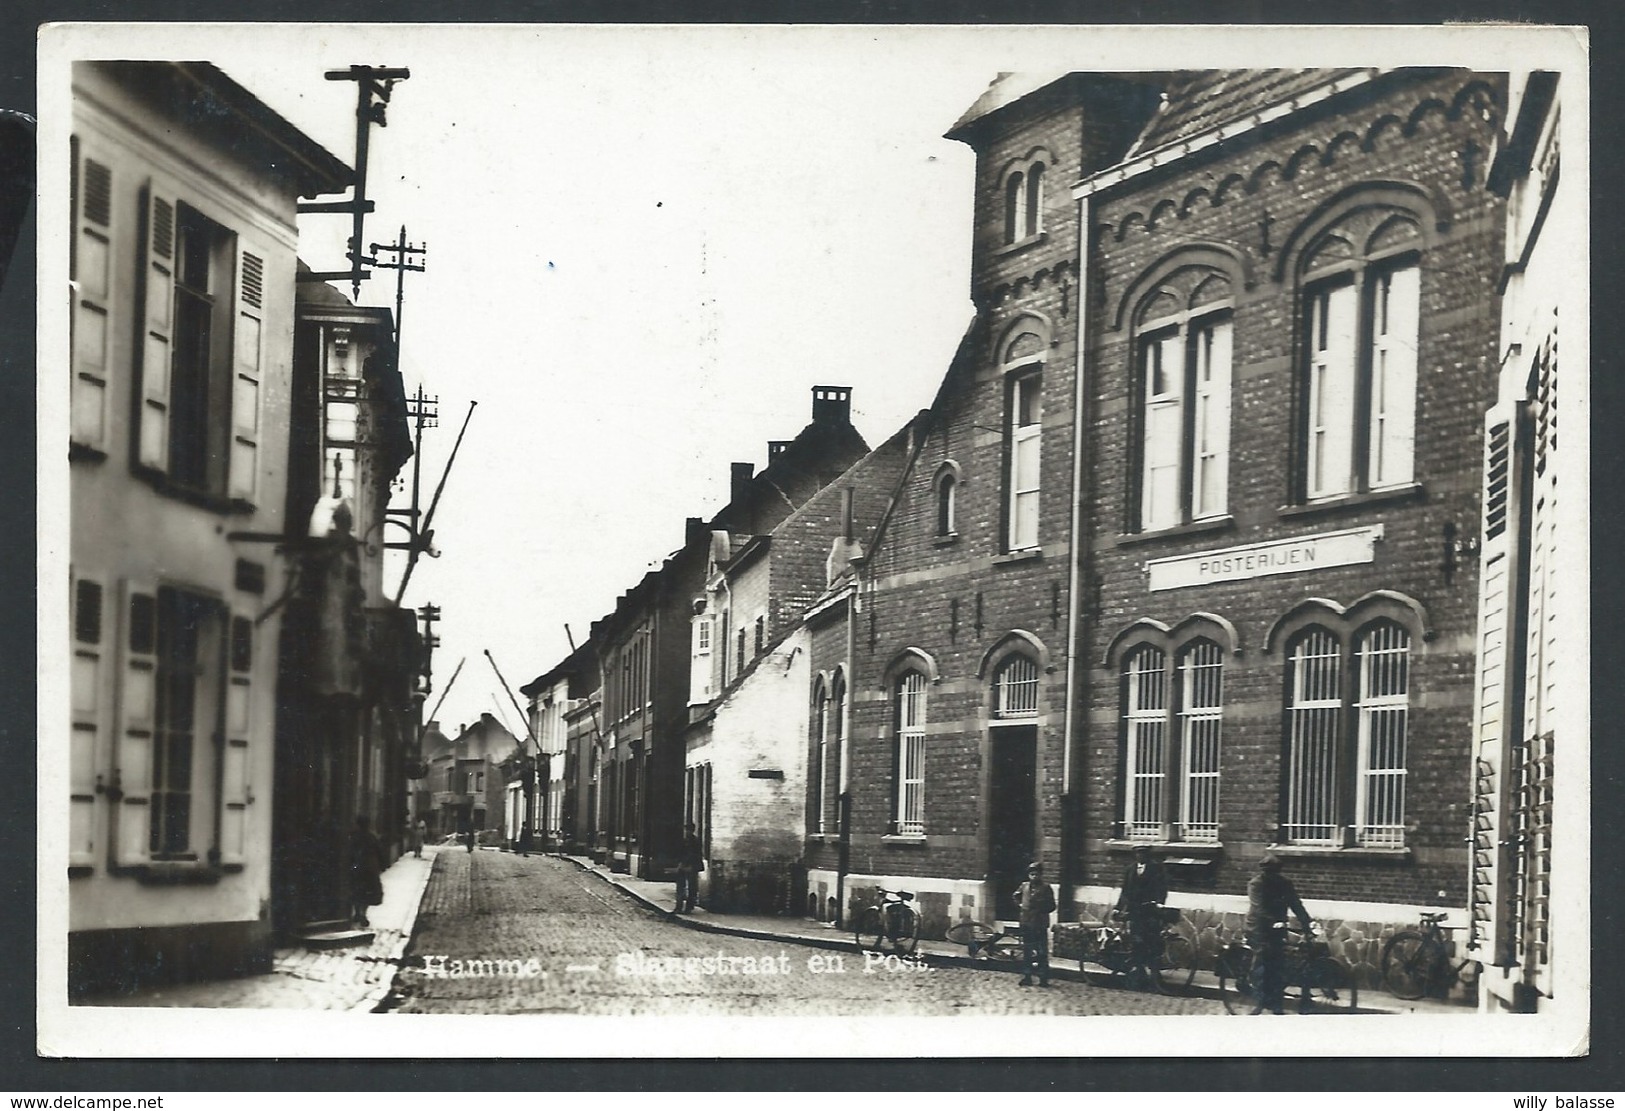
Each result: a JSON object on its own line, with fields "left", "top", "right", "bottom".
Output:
{"left": 390, "top": 850, "right": 1231, "bottom": 1017}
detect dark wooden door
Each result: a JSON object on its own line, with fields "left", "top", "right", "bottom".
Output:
{"left": 989, "top": 725, "right": 1037, "bottom": 920}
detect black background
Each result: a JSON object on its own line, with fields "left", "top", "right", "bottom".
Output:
{"left": 3, "top": 0, "right": 1618, "bottom": 1093}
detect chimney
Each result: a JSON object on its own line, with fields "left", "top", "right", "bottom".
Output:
{"left": 730, "top": 462, "right": 755, "bottom": 504}
{"left": 811, "top": 385, "right": 852, "bottom": 426}
{"left": 841, "top": 485, "right": 855, "bottom": 541}
{"left": 767, "top": 440, "right": 790, "bottom": 462}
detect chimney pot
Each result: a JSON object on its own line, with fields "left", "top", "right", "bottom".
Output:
{"left": 730, "top": 462, "right": 754, "bottom": 503}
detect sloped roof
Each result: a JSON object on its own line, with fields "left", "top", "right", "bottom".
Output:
{"left": 946, "top": 71, "right": 1072, "bottom": 139}
{"left": 1128, "top": 69, "right": 1370, "bottom": 156}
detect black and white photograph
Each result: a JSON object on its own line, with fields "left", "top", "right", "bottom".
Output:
{"left": 34, "top": 21, "right": 1589, "bottom": 1060}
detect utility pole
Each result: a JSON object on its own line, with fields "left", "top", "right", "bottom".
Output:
{"left": 486, "top": 650, "right": 544, "bottom": 855}
{"left": 371, "top": 225, "right": 426, "bottom": 350}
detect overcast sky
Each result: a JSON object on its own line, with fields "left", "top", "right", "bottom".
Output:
{"left": 47, "top": 22, "right": 1580, "bottom": 743}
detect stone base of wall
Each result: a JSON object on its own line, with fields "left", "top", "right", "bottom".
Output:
{"left": 703, "top": 858, "right": 804, "bottom": 916}
{"left": 804, "top": 869, "right": 842, "bottom": 924}
{"left": 841, "top": 874, "right": 989, "bottom": 941}
{"left": 69, "top": 919, "right": 275, "bottom": 1000}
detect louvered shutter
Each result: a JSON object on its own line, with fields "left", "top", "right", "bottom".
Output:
{"left": 219, "top": 614, "right": 254, "bottom": 865}
{"left": 229, "top": 244, "right": 265, "bottom": 502}
{"left": 114, "top": 583, "right": 158, "bottom": 866}
{"left": 71, "top": 150, "right": 113, "bottom": 451}
{"left": 70, "top": 577, "right": 105, "bottom": 868}
{"left": 1467, "top": 400, "right": 1528, "bottom": 965}
{"left": 136, "top": 186, "right": 175, "bottom": 473}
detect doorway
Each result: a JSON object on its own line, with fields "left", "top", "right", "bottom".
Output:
{"left": 988, "top": 724, "right": 1037, "bottom": 920}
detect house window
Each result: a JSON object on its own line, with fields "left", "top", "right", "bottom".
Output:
{"left": 811, "top": 682, "right": 829, "bottom": 834}
{"left": 167, "top": 204, "right": 237, "bottom": 494}
{"left": 1000, "top": 153, "right": 1049, "bottom": 245}
{"left": 1302, "top": 260, "right": 1420, "bottom": 500}
{"left": 151, "top": 587, "right": 217, "bottom": 857}
{"left": 935, "top": 470, "right": 957, "bottom": 536}
{"left": 994, "top": 655, "right": 1039, "bottom": 718}
{"left": 894, "top": 671, "right": 927, "bottom": 835}
{"left": 1178, "top": 640, "right": 1224, "bottom": 844}
{"left": 1354, "top": 622, "right": 1410, "bottom": 848}
{"left": 1284, "top": 627, "right": 1344, "bottom": 845}
{"left": 1007, "top": 372, "right": 1042, "bottom": 550}
{"left": 829, "top": 673, "right": 845, "bottom": 833}
{"left": 689, "top": 615, "right": 713, "bottom": 704}
{"left": 1122, "top": 646, "right": 1168, "bottom": 841}
{"left": 1117, "top": 633, "right": 1227, "bottom": 843}
{"left": 736, "top": 628, "right": 746, "bottom": 677}
{"left": 1131, "top": 270, "right": 1234, "bottom": 532}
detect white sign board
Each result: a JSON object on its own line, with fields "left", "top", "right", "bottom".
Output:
{"left": 1145, "top": 524, "right": 1384, "bottom": 592}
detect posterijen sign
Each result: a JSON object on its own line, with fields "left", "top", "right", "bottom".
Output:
{"left": 1144, "top": 525, "right": 1384, "bottom": 592}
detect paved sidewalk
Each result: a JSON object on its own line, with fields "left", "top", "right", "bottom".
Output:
{"left": 557, "top": 853, "right": 1474, "bottom": 1016}
{"left": 82, "top": 846, "right": 440, "bottom": 1011}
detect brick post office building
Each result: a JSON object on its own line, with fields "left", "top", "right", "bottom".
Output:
{"left": 1068, "top": 69, "right": 1508, "bottom": 983}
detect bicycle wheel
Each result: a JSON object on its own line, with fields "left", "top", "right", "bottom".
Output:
{"left": 887, "top": 904, "right": 920, "bottom": 956}
{"left": 853, "top": 906, "right": 884, "bottom": 952}
{"left": 1303, "top": 956, "right": 1357, "bottom": 1012}
{"left": 1219, "top": 952, "right": 1258, "bottom": 1015}
{"left": 984, "top": 935, "right": 1026, "bottom": 964}
{"left": 944, "top": 920, "right": 997, "bottom": 949}
{"left": 1380, "top": 931, "right": 1433, "bottom": 1000}
{"left": 1081, "top": 936, "right": 1125, "bottom": 988}
{"left": 1160, "top": 934, "right": 1198, "bottom": 996}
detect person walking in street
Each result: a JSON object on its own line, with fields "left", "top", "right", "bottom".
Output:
{"left": 1115, "top": 844, "right": 1170, "bottom": 983}
{"left": 673, "top": 822, "right": 704, "bottom": 914}
{"left": 349, "top": 814, "right": 388, "bottom": 928}
{"left": 407, "top": 817, "right": 425, "bottom": 859}
{"left": 1013, "top": 861, "right": 1056, "bottom": 987}
{"left": 463, "top": 824, "right": 475, "bottom": 853}
{"left": 1246, "top": 852, "right": 1314, "bottom": 1015}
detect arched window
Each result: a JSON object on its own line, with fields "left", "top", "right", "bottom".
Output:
{"left": 994, "top": 655, "right": 1039, "bottom": 718}
{"left": 1004, "top": 172, "right": 1024, "bottom": 244}
{"left": 1000, "top": 151, "right": 1050, "bottom": 246}
{"left": 1130, "top": 266, "right": 1234, "bottom": 531}
{"left": 1354, "top": 621, "right": 1410, "bottom": 848}
{"left": 893, "top": 670, "right": 927, "bottom": 835}
{"left": 1122, "top": 646, "right": 1169, "bottom": 841}
{"left": 1024, "top": 162, "right": 1045, "bottom": 238}
{"left": 1008, "top": 370, "right": 1042, "bottom": 550}
{"left": 935, "top": 470, "right": 957, "bottom": 537}
{"left": 1295, "top": 203, "right": 1424, "bottom": 501}
{"left": 810, "top": 680, "right": 829, "bottom": 834}
{"left": 1177, "top": 640, "right": 1225, "bottom": 843}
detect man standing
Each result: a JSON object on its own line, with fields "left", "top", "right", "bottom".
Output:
{"left": 1013, "top": 861, "right": 1056, "bottom": 988}
{"left": 674, "top": 821, "right": 704, "bottom": 914}
{"left": 1116, "top": 844, "right": 1170, "bottom": 980}
{"left": 1246, "top": 852, "right": 1314, "bottom": 1015}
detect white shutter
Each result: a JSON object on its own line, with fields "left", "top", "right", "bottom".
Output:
{"left": 1369, "top": 265, "right": 1420, "bottom": 488}
{"left": 1467, "top": 402, "right": 1525, "bottom": 964}
{"left": 114, "top": 583, "right": 158, "bottom": 867}
{"left": 136, "top": 186, "right": 175, "bottom": 473}
{"left": 1192, "top": 320, "right": 1233, "bottom": 519}
{"left": 70, "top": 577, "right": 105, "bottom": 869}
{"left": 1141, "top": 332, "right": 1183, "bottom": 530}
{"left": 219, "top": 614, "right": 255, "bottom": 866}
{"left": 71, "top": 152, "right": 113, "bottom": 451}
{"left": 229, "top": 245, "right": 265, "bottom": 502}
{"left": 1306, "top": 283, "right": 1357, "bottom": 499}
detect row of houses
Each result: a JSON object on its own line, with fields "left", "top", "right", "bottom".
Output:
{"left": 514, "top": 67, "right": 1568, "bottom": 1014}
{"left": 66, "top": 62, "right": 428, "bottom": 994}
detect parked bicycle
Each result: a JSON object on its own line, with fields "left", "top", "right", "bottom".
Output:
{"left": 1217, "top": 924, "right": 1356, "bottom": 1013}
{"left": 1381, "top": 912, "right": 1477, "bottom": 1000}
{"left": 943, "top": 919, "right": 1026, "bottom": 964}
{"left": 1077, "top": 908, "right": 1197, "bottom": 995}
{"left": 853, "top": 887, "right": 920, "bottom": 955}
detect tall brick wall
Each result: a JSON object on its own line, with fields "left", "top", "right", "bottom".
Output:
{"left": 1075, "top": 70, "right": 1507, "bottom": 914}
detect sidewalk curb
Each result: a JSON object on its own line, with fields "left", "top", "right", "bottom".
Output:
{"left": 358, "top": 849, "right": 439, "bottom": 1013}
{"left": 558, "top": 853, "right": 1463, "bottom": 1015}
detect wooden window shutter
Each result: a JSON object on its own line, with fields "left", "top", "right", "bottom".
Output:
{"left": 70, "top": 577, "right": 105, "bottom": 869}
{"left": 136, "top": 185, "right": 175, "bottom": 473}
{"left": 114, "top": 582, "right": 158, "bottom": 866}
{"left": 229, "top": 245, "right": 265, "bottom": 502}
{"left": 1467, "top": 400, "right": 1530, "bottom": 965}
{"left": 219, "top": 614, "right": 255, "bottom": 865}
{"left": 71, "top": 149, "right": 114, "bottom": 452}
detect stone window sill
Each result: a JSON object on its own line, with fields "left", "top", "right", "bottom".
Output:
{"left": 881, "top": 834, "right": 928, "bottom": 846}
{"left": 992, "top": 548, "right": 1043, "bottom": 567}
{"left": 993, "top": 232, "right": 1048, "bottom": 259}
{"left": 1268, "top": 843, "right": 1413, "bottom": 863}
{"left": 1104, "top": 839, "right": 1223, "bottom": 864}
{"left": 933, "top": 533, "right": 960, "bottom": 547}
{"left": 1277, "top": 483, "right": 1424, "bottom": 522}
{"left": 1115, "top": 515, "right": 1236, "bottom": 549}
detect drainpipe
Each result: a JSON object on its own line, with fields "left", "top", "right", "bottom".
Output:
{"left": 208, "top": 597, "right": 229, "bottom": 869}
{"left": 1061, "top": 191, "right": 1093, "bottom": 913}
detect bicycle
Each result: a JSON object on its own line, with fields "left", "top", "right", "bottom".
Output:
{"left": 1077, "top": 908, "right": 1197, "bottom": 995}
{"left": 1381, "top": 912, "right": 1477, "bottom": 1000}
{"left": 1217, "top": 924, "right": 1356, "bottom": 1014}
{"left": 853, "top": 887, "right": 920, "bottom": 955}
{"left": 943, "top": 919, "right": 1026, "bottom": 964}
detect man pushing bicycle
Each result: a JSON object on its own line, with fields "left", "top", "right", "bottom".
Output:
{"left": 1246, "top": 852, "right": 1314, "bottom": 1015}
